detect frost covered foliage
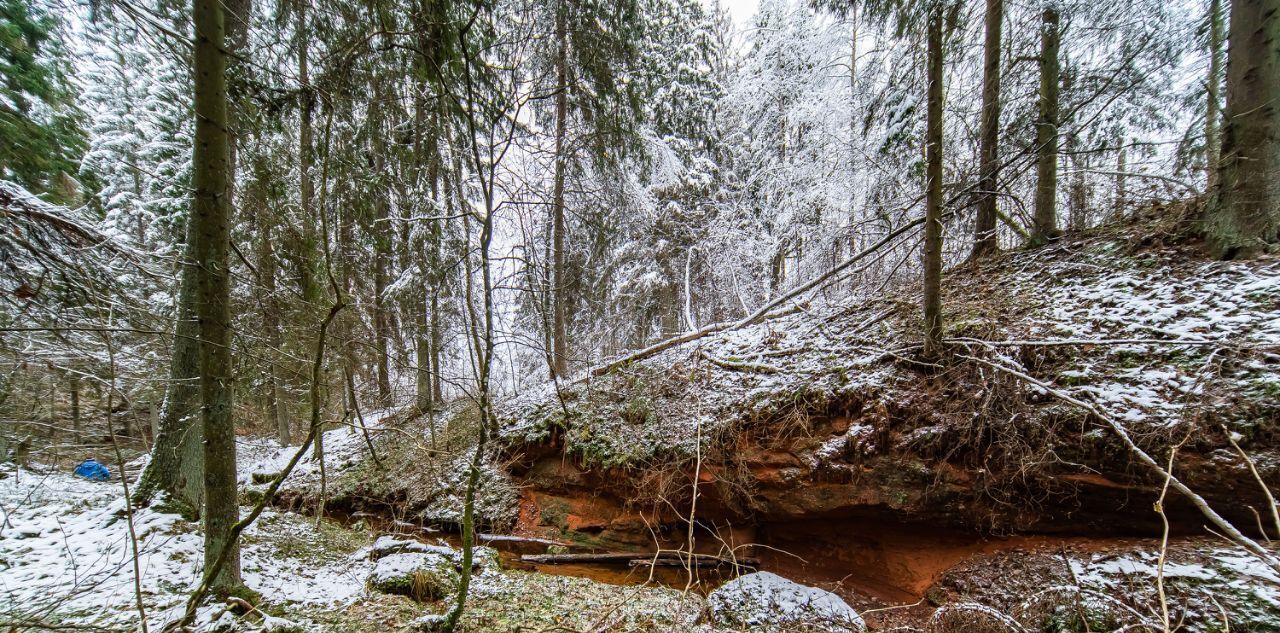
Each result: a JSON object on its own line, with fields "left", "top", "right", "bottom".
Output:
{"left": 78, "top": 10, "right": 193, "bottom": 255}
{"left": 0, "top": 181, "right": 167, "bottom": 449}
{"left": 992, "top": 0, "right": 1191, "bottom": 229}
{"left": 715, "top": 0, "right": 855, "bottom": 288}
{"left": 0, "top": 3, "right": 187, "bottom": 447}
{"left": 0, "top": 0, "right": 85, "bottom": 202}
{"left": 494, "top": 0, "right": 1207, "bottom": 385}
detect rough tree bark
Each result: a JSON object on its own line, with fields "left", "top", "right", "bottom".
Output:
{"left": 415, "top": 107, "right": 440, "bottom": 413}
{"left": 256, "top": 198, "right": 291, "bottom": 447}
{"left": 372, "top": 186, "right": 392, "bottom": 406}
{"left": 138, "top": 0, "right": 253, "bottom": 507}
{"left": 1210, "top": 0, "right": 1279, "bottom": 257}
{"left": 972, "top": 0, "right": 1003, "bottom": 258}
{"left": 1205, "top": 0, "right": 1225, "bottom": 191}
{"left": 550, "top": 0, "right": 570, "bottom": 379}
{"left": 1114, "top": 145, "right": 1127, "bottom": 219}
{"left": 69, "top": 372, "right": 80, "bottom": 443}
{"left": 190, "top": 0, "right": 240, "bottom": 589}
{"left": 135, "top": 146, "right": 204, "bottom": 514}
{"left": 369, "top": 80, "right": 392, "bottom": 406}
{"left": 1032, "top": 4, "right": 1061, "bottom": 244}
{"left": 922, "top": 5, "right": 945, "bottom": 359}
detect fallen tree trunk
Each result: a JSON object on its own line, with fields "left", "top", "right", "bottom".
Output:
{"left": 629, "top": 558, "right": 759, "bottom": 569}
{"left": 589, "top": 216, "right": 928, "bottom": 378}
{"left": 521, "top": 552, "right": 760, "bottom": 567}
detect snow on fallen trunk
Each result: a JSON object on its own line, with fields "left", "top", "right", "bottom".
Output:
{"left": 707, "top": 571, "right": 866, "bottom": 632}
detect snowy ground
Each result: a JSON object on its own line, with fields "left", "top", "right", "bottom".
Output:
{"left": 0, "top": 419, "right": 701, "bottom": 632}
{"left": 0, "top": 453, "right": 375, "bottom": 630}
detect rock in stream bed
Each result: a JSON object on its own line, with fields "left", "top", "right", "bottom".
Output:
{"left": 707, "top": 571, "right": 867, "bottom": 632}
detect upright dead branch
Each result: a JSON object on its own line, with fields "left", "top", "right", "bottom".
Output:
{"left": 1224, "top": 426, "right": 1280, "bottom": 541}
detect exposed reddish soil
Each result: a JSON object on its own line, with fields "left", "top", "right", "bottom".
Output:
{"left": 500, "top": 409, "right": 1278, "bottom": 605}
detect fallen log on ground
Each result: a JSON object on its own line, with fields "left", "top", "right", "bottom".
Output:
{"left": 521, "top": 552, "right": 760, "bottom": 567}
{"left": 587, "top": 215, "right": 929, "bottom": 379}
{"left": 629, "top": 558, "right": 760, "bottom": 569}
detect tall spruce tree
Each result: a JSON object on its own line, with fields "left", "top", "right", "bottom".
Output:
{"left": 190, "top": 0, "right": 240, "bottom": 589}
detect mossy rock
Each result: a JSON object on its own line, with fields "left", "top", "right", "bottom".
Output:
{"left": 251, "top": 471, "right": 280, "bottom": 485}
{"left": 366, "top": 552, "right": 459, "bottom": 601}
{"left": 240, "top": 485, "right": 268, "bottom": 506}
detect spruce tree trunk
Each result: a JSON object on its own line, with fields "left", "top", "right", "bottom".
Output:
{"left": 370, "top": 87, "right": 392, "bottom": 406}
{"left": 191, "top": 0, "right": 240, "bottom": 589}
{"left": 1032, "top": 5, "right": 1061, "bottom": 244}
{"left": 416, "top": 311, "right": 433, "bottom": 412}
{"left": 297, "top": 0, "right": 319, "bottom": 305}
{"left": 1115, "top": 145, "right": 1127, "bottom": 219}
{"left": 1210, "top": 0, "right": 1279, "bottom": 257}
{"left": 431, "top": 292, "right": 443, "bottom": 402}
{"left": 69, "top": 373, "right": 80, "bottom": 443}
{"left": 134, "top": 234, "right": 203, "bottom": 512}
{"left": 257, "top": 209, "right": 290, "bottom": 446}
{"left": 1205, "top": 0, "right": 1225, "bottom": 190}
{"left": 138, "top": 0, "right": 254, "bottom": 504}
{"left": 972, "top": 0, "right": 1003, "bottom": 258}
{"left": 922, "top": 6, "right": 945, "bottom": 360}
{"left": 415, "top": 108, "right": 441, "bottom": 413}
{"left": 550, "top": 0, "right": 570, "bottom": 379}
{"left": 373, "top": 197, "right": 392, "bottom": 405}
{"left": 1068, "top": 133, "right": 1088, "bottom": 230}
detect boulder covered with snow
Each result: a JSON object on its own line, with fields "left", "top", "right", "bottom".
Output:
{"left": 369, "top": 535, "right": 501, "bottom": 572}
{"left": 707, "top": 571, "right": 866, "bottom": 632}
{"left": 370, "top": 535, "right": 456, "bottom": 560}
{"left": 367, "top": 551, "right": 459, "bottom": 600}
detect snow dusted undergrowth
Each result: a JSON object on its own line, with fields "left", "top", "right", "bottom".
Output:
{"left": 1019, "top": 240, "right": 1279, "bottom": 426}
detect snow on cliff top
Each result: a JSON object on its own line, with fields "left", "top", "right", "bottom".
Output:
{"left": 497, "top": 229, "right": 1280, "bottom": 466}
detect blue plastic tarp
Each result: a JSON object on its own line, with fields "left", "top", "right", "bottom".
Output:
{"left": 74, "top": 459, "right": 111, "bottom": 481}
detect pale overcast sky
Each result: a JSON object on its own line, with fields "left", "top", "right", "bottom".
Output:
{"left": 707, "top": 0, "right": 759, "bottom": 28}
